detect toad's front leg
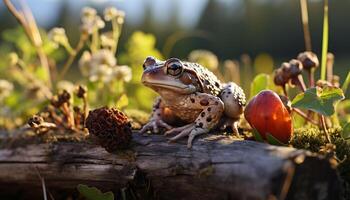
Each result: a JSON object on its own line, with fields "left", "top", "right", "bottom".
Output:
{"left": 168, "top": 93, "right": 224, "bottom": 148}
{"left": 140, "top": 97, "right": 172, "bottom": 134}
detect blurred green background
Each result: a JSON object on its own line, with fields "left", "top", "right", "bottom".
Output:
{"left": 0, "top": 0, "right": 349, "bottom": 129}
{"left": 0, "top": 0, "right": 350, "bottom": 60}
{"left": 0, "top": 0, "right": 349, "bottom": 79}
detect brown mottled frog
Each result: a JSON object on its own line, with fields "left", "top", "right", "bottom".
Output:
{"left": 140, "top": 57, "right": 246, "bottom": 148}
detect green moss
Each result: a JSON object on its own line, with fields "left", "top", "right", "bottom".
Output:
{"left": 290, "top": 127, "right": 333, "bottom": 152}
{"left": 290, "top": 127, "right": 350, "bottom": 198}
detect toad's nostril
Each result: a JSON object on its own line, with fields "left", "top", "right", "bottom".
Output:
{"left": 143, "top": 56, "right": 156, "bottom": 69}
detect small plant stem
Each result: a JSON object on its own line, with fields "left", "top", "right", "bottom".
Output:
{"left": 15, "top": 60, "right": 52, "bottom": 99}
{"left": 292, "top": 75, "right": 307, "bottom": 92}
{"left": 82, "top": 97, "right": 88, "bottom": 125}
{"left": 91, "top": 29, "right": 99, "bottom": 53}
{"left": 61, "top": 103, "right": 75, "bottom": 129}
{"left": 320, "top": 114, "right": 332, "bottom": 143}
{"left": 308, "top": 68, "right": 315, "bottom": 87}
{"left": 326, "top": 53, "right": 334, "bottom": 83}
{"left": 4, "top": 0, "right": 52, "bottom": 88}
{"left": 48, "top": 106, "right": 64, "bottom": 126}
{"left": 282, "top": 85, "right": 288, "bottom": 97}
{"left": 111, "top": 19, "right": 121, "bottom": 55}
{"left": 292, "top": 108, "right": 319, "bottom": 126}
{"left": 74, "top": 111, "right": 81, "bottom": 130}
{"left": 300, "top": 0, "right": 312, "bottom": 51}
{"left": 58, "top": 33, "right": 88, "bottom": 80}
{"left": 342, "top": 72, "right": 350, "bottom": 93}
{"left": 320, "top": 0, "right": 329, "bottom": 81}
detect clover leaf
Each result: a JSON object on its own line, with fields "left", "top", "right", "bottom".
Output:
{"left": 291, "top": 87, "right": 345, "bottom": 116}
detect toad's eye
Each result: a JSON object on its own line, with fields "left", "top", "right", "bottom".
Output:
{"left": 166, "top": 60, "right": 183, "bottom": 76}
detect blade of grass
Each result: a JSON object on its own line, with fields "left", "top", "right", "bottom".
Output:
{"left": 300, "top": 0, "right": 312, "bottom": 51}
{"left": 342, "top": 72, "right": 350, "bottom": 94}
{"left": 320, "top": 0, "right": 329, "bottom": 81}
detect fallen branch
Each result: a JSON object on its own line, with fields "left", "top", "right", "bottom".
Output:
{"left": 0, "top": 132, "right": 342, "bottom": 200}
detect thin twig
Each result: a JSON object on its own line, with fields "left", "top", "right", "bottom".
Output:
{"left": 83, "top": 97, "right": 88, "bottom": 125}
{"left": 3, "top": 0, "right": 32, "bottom": 40}
{"left": 320, "top": 115, "right": 332, "bottom": 143}
{"left": 20, "top": 0, "right": 52, "bottom": 88}
{"left": 300, "top": 0, "right": 312, "bottom": 51}
{"left": 111, "top": 18, "right": 121, "bottom": 54}
{"left": 282, "top": 85, "right": 288, "bottom": 96}
{"left": 4, "top": 0, "right": 52, "bottom": 88}
{"left": 16, "top": 60, "right": 53, "bottom": 99}
{"left": 58, "top": 33, "right": 88, "bottom": 80}
{"left": 292, "top": 108, "right": 319, "bottom": 126}
{"left": 308, "top": 69, "right": 315, "bottom": 87}
{"left": 34, "top": 166, "right": 48, "bottom": 200}
{"left": 293, "top": 75, "right": 307, "bottom": 92}
{"left": 279, "top": 163, "right": 295, "bottom": 200}
{"left": 326, "top": 53, "right": 334, "bottom": 83}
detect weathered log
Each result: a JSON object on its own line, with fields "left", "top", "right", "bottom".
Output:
{"left": 0, "top": 132, "right": 342, "bottom": 200}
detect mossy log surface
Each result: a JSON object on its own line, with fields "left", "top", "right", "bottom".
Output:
{"left": 0, "top": 132, "right": 342, "bottom": 200}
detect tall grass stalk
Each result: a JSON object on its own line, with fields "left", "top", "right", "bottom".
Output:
{"left": 300, "top": 0, "right": 312, "bottom": 51}
{"left": 4, "top": 0, "right": 52, "bottom": 88}
{"left": 320, "top": 0, "right": 329, "bottom": 81}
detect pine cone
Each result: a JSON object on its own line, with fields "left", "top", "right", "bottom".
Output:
{"left": 85, "top": 107, "right": 132, "bottom": 152}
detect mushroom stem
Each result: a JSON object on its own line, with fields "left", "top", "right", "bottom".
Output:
{"left": 282, "top": 85, "right": 288, "bottom": 97}
{"left": 47, "top": 106, "right": 64, "bottom": 126}
{"left": 292, "top": 108, "right": 319, "bottom": 126}
{"left": 308, "top": 68, "right": 315, "bottom": 87}
{"left": 61, "top": 103, "right": 75, "bottom": 129}
{"left": 326, "top": 53, "right": 334, "bottom": 83}
{"left": 292, "top": 75, "right": 307, "bottom": 92}
{"left": 82, "top": 97, "right": 88, "bottom": 126}
{"left": 74, "top": 113, "right": 81, "bottom": 129}
{"left": 320, "top": 114, "right": 332, "bottom": 143}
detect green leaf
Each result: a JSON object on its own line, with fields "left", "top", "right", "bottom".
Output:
{"left": 342, "top": 72, "right": 350, "bottom": 95}
{"left": 250, "top": 73, "right": 269, "bottom": 99}
{"left": 117, "top": 93, "right": 129, "bottom": 109}
{"left": 252, "top": 128, "right": 264, "bottom": 142}
{"left": 291, "top": 87, "right": 345, "bottom": 116}
{"left": 341, "top": 122, "right": 350, "bottom": 140}
{"left": 77, "top": 184, "right": 114, "bottom": 200}
{"left": 320, "top": 0, "right": 328, "bottom": 80}
{"left": 266, "top": 133, "right": 286, "bottom": 146}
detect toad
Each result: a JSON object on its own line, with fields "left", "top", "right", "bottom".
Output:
{"left": 140, "top": 57, "right": 246, "bottom": 148}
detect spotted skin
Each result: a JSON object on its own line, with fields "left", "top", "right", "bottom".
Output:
{"left": 140, "top": 57, "right": 245, "bottom": 148}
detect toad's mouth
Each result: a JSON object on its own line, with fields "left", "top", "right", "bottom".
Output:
{"left": 142, "top": 80, "right": 196, "bottom": 93}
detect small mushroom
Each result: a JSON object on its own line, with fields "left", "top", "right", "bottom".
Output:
{"left": 288, "top": 59, "right": 306, "bottom": 92}
{"left": 274, "top": 60, "right": 307, "bottom": 94}
{"left": 297, "top": 51, "right": 319, "bottom": 87}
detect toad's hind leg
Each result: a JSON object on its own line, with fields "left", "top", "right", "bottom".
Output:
{"left": 219, "top": 82, "right": 246, "bottom": 134}
{"left": 169, "top": 93, "right": 224, "bottom": 148}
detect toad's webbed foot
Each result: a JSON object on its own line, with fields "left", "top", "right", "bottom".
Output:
{"left": 168, "top": 93, "right": 224, "bottom": 148}
{"left": 168, "top": 124, "right": 210, "bottom": 149}
{"left": 140, "top": 97, "right": 172, "bottom": 134}
{"left": 168, "top": 123, "right": 195, "bottom": 141}
{"left": 164, "top": 123, "right": 193, "bottom": 136}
